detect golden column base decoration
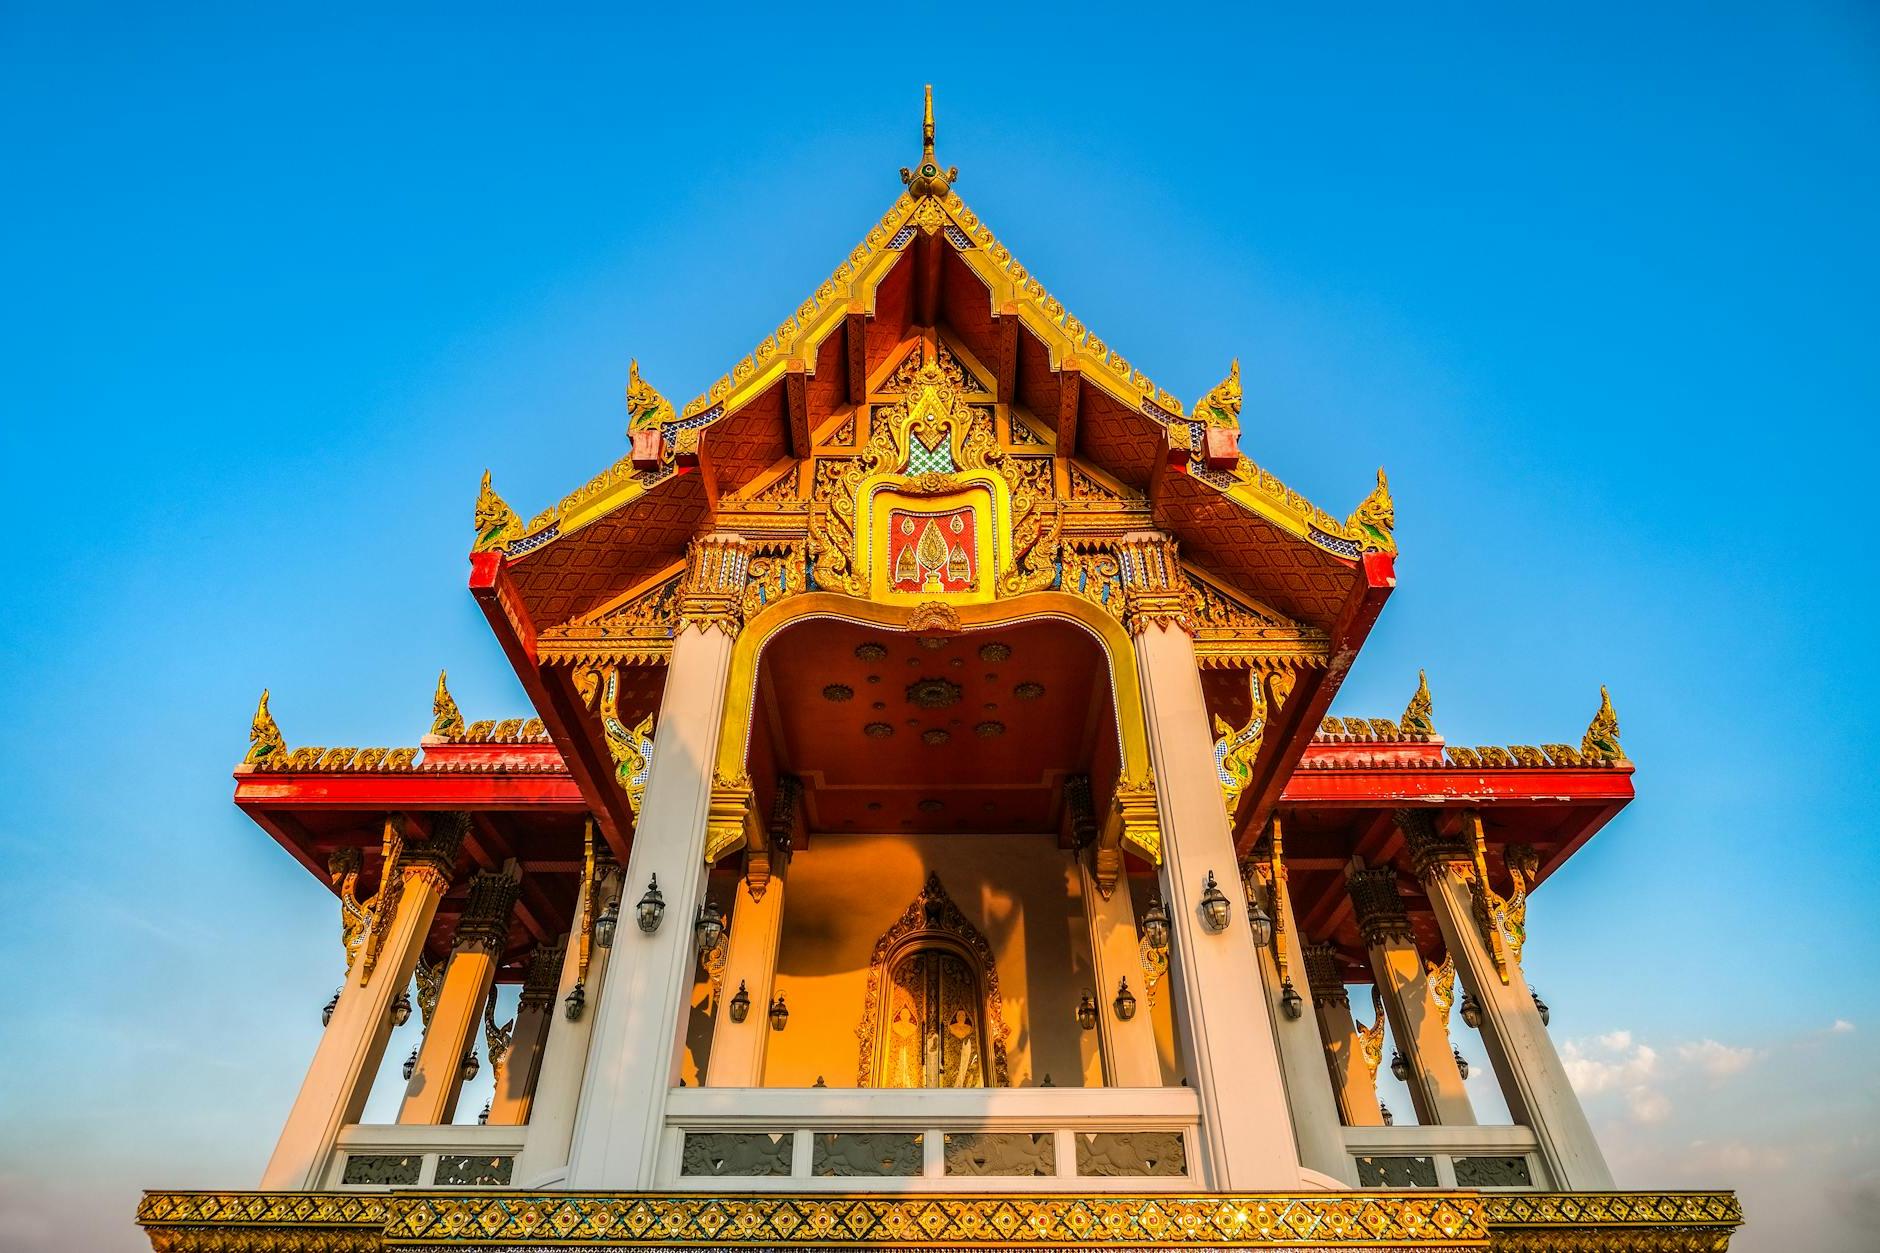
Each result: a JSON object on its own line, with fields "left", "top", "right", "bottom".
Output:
{"left": 137, "top": 1190, "right": 1741, "bottom": 1252}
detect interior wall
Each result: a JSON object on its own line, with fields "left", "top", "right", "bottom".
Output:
{"left": 759, "top": 833, "right": 1102, "bottom": 1088}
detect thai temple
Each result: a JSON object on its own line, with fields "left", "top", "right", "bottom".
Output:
{"left": 139, "top": 93, "right": 1741, "bottom": 1252}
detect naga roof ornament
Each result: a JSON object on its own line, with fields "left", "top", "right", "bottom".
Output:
{"left": 1399, "top": 669, "right": 1435, "bottom": 738}
{"left": 245, "top": 689, "right": 286, "bottom": 766}
{"left": 1580, "top": 685, "right": 1625, "bottom": 762}
{"left": 431, "top": 669, "right": 466, "bottom": 738}
{"left": 473, "top": 469, "right": 523, "bottom": 553}
{"left": 1194, "top": 359, "right": 1242, "bottom": 429}
{"left": 1346, "top": 467, "right": 1396, "bottom": 555}
{"left": 899, "top": 84, "right": 956, "bottom": 200}
{"left": 625, "top": 359, "right": 675, "bottom": 432}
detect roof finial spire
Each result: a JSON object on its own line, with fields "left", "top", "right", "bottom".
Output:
{"left": 901, "top": 84, "right": 957, "bottom": 199}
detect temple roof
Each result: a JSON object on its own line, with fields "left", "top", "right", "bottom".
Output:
{"left": 468, "top": 91, "right": 1394, "bottom": 638}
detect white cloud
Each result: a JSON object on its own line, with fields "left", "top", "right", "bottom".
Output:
{"left": 1562, "top": 1033, "right": 1658, "bottom": 1095}
{"left": 1626, "top": 1087, "right": 1673, "bottom": 1124}
{"left": 1676, "top": 1039, "right": 1759, "bottom": 1080}
{"left": 1829, "top": 1018, "right": 1856, "bottom": 1034}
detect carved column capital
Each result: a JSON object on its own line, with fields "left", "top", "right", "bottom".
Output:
{"left": 1302, "top": 942, "right": 1350, "bottom": 1009}
{"left": 1347, "top": 866, "right": 1415, "bottom": 947}
{"left": 519, "top": 941, "right": 566, "bottom": 1011}
{"left": 1116, "top": 530, "right": 1196, "bottom": 635}
{"left": 1397, "top": 808, "right": 1472, "bottom": 885}
{"left": 705, "top": 773, "right": 760, "bottom": 865}
{"left": 454, "top": 864, "right": 522, "bottom": 953}
{"left": 679, "top": 532, "right": 750, "bottom": 636}
{"left": 401, "top": 811, "right": 470, "bottom": 895}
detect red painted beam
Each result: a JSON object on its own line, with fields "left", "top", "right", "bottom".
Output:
{"left": 234, "top": 768, "right": 586, "bottom": 811}
{"left": 1235, "top": 551, "right": 1395, "bottom": 854}
{"left": 1280, "top": 765, "right": 1634, "bottom": 808}
{"left": 470, "top": 551, "right": 634, "bottom": 860}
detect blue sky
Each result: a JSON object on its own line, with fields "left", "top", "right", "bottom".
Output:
{"left": 2, "top": 4, "right": 1875, "bottom": 1250}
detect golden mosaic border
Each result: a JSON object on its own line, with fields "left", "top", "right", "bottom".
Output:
{"left": 137, "top": 1191, "right": 1740, "bottom": 1253}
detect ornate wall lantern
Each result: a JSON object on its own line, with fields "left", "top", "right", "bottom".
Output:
{"left": 1246, "top": 889, "right": 1275, "bottom": 949}
{"left": 321, "top": 988, "right": 340, "bottom": 1027}
{"left": 593, "top": 895, "right": 619, "bottom": 949}
{"left": 1453, "top": 1047, "right": 1471, "bottom": 1079}
{"left": 1390, "top": 1048, "right": 1409, "bottom": 1082}
{"left": 477, "top": 1100, "right": 491, "bottom": 1126}
{"left": 1200, "top": 871, "right": 1233, "bottom": 933}
{"left": 696, "top": 899, "right": 726, "bottom": 957}
{"left": 768, "top": 994, "right": 790, "bottom": 1031}
{"left": 1531, "top": 989, "right": 1551, "bottom": 1026}
{"left": 1460, "top": 990, "right": 1484, "bottom": 1029}
{"left": 389, "top": 991, "right": 412, "bottom": 1027}
{"left": 1279, "top": 978, "right": 1304, "bottom": 1020}
{"left": 1141, "top": 896, "right": 1171, "bottom": 953}
{"left": 1380, "top": 1100, "right": 1395, "bottom": 1126}
{"left": 1114, "top": 978, "right": 1138, "bottom": 1022}
{"left": 729, "top": 980, "right": 751, "bottom": 1023}
{"left": 402, "top": 1046, "right": 418, "bottom": 1081}
{"left": 564, "top": 981, "right": 586, "bottom": 1022}
{"left": 1076, "top": 992, "right": 1099, "bottom": 1031}
{"left": 636, "top": 875, "right": 666, "bottom": 934}
{"left": 459, "top": 1050, "right": 480, "bottom": 1082}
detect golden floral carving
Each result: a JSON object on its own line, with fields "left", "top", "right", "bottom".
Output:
{"left": 1212, "top": 669, "right": 1265, "bottom": 819}
{"left": 599, "top": 668, "right": 654, "bottom": 817}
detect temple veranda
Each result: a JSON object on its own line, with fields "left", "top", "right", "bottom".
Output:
{"left": 137, "top": 93, "right": 1740, "bottom": 1253}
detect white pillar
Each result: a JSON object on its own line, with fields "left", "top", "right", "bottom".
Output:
{"left": 487, "top": 940, "right": 563, "bottom": 1126}
{"left": 704, "top": 859, "right": 788, "bottom": 1087}
{"left": 567, "top": 568, "right": 742, "bottom": 1185}
{"left": 1123, "top": 540, "right": 1303, "bottom": 1187}
{"left": 260, "top": 818, "right": 459, "bottom": 1189}
{"left": 1348, "top": 862, "right": 1474, "bottom": 1126}
{"left": 1415, "top": 813, "right": 1612, "bottom": 1187}
{"left": 1302, "top": 943, "right": 1383, "bottom": 1126}
{"left": 1078, "top": 845, "right": 1162, "bottom": 1087}
{"left": 514, "top": 866, "right": 620, "bottom": 1183}
{"left": 1249, "top": 847, "right": 1352, "bottom": 1182}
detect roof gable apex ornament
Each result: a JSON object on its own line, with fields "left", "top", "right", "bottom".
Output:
{"left": 1581, "top": 685, "right": 1626, "bottom": 762}
{"left": 1346, "top": 466, "right": 1397, "bottom": 555}
{"left": 430, "top": 669, "right": 465, "bottom": 738}
{"left": 1400, "top": 669, "right": 1435, "bottom": 738}
{"left": 244, "top": 689, "right": 286, "bottom": 766}
{"left": 472, "top": 469, "right": 522, "bottom": 554}
{"left": 899, "top": 84, "right": 958, "bottom": 203}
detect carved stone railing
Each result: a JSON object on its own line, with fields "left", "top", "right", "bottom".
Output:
{"left": 1341, "top": 1124, "right": 1550, "bottom": 1190}
{"left": 660, "top": 1086, "right": 1202, "bottom": 1191}
{"left": 323, "top": 1124, "right": 527, "bottom": 1189}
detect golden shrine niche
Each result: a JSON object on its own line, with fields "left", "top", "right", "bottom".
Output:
{"left": 857, "top": 874, "right": 1011, "bottom": 1088}
{"left": 811, "top": 353, "right": 1057, "bottom": 606}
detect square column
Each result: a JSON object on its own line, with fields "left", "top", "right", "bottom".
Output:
{"left": 1121, "top": 532, "right": 1303, "bottom": 1188}
{"left": 513, "top": 863, "right": 621, "bottom": 1183}
{"left": 703, "top": 854, "right": 788, "bottom": 1087}
{"left": 1077, "top": 842, "right": 1162, "bottom": 1087}
{"left": 1248, "top": 830, "right": 1352, "bottom": 1182}
{"left": 487, "top": 940, "right": 564, "bottom": 1125}
{"left": 260, "top": 814, "right": 463, "bottom": 1189}
{"left": 1410, "top": 811, "right": 1612, "bottom": 1188}
{"left": 1302, "top": 943, "right": 1384, "bottom": 1126}
{"left": 398, "top": 863, "right": 519, "bottom": 1124}
{"left": 568, "top": 533, "right": 748, "bottom": 1186}
{"left": 1348, "top": 862, "right": 1474, "bottom": 1125}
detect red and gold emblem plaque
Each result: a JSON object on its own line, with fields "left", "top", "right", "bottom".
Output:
{"left": 888, "top": 506, "right": 977, "bottom": 593}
